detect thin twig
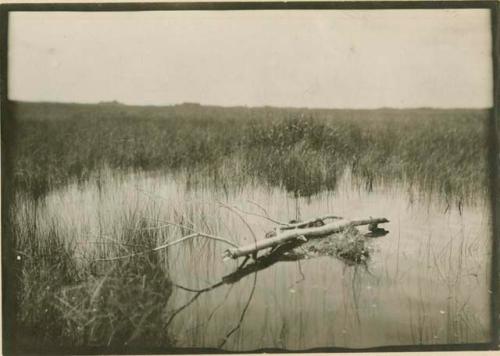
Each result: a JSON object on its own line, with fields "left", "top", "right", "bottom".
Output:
{"left": 246, "top": 199, "right": 271, "bottom": 217}
{"left": 76, "top": 240, "right": 143, "bottom": 248}
{"left": 171, "top": 281, "right": 223, "bottom": 293}
{"left": 98, "top": 234, "right": 135, "bottom": 253}
{"left": 218, "top": 201, "right": 258, "bottom": 244}
{"left": 95, "top": 232, "right": 239, "bottom": 262}
{"left": 156, "top": 219, "right": 197, "bottom": 232}
{"left": 95, "top": 234, "right": 196, "bottom": 261}
{"left": 171, "top": 283, "right": 208, "bottom": 293}
{"left": 147, "top": 217, "right": 196, "bottom": 232}
{"left": 195, "top": 233, "right": 239, "bottom": 248}
{"left": 133, "top": 222, "right": 196, "bottom": 233}
{"left": 232, "top": 205, "right": 287, "bottom": 226}
{"left": 166, "top": 292, "right": 204, "bottom": 327}
{"left": 218, "top": 271, "right": 258, "bottom": 348}
{"left": 165, "top": 280, "right": 225, "bottom": 327}
{"left": 185, "top": 284, "right": 236, "bottom": 333}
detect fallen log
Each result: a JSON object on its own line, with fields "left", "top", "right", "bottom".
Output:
{"left": 279, "top": 215, "right": 342, "bottom": 230}
{"left": 223, "top": 217, "right": 389, "bottom": 259}
{"left": 222, "top": 240, "right": 303, "bottom": 284}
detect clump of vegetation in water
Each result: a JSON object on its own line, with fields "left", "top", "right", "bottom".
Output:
{"left": 298, "top": 226, "right": 371, "bottom": 265}
{"left": 13, "top": 211, "right": 173, "bottom": 352}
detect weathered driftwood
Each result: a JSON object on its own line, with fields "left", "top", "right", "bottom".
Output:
{"left": 279, "top": 215, "right": 342, "bottom": 230}
{"left": 223, "top": 217, "right": 389, "bottom": 259}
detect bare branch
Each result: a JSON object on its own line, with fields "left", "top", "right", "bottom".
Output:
{"left": 76, "top": 240, "right": 143, "bottom": 248}
{"left": 279, "top": 214, "right": 343, "bottom": 230}
{"left": 165, "top": 280, "right": 225, "bottom": 327}
{"left": 218, "top": 201, "right": 258, "bottom": 244}
{"left": 232, "top": 205, "right": 287, "bottom": 226}
{"left": 195, "top": 233, "right": 240, "bottom": 249}
{"left": 246, "top": 200, "right": 288, "bottom": 225}
{"left": 246, "top": 199, "right": 271, "bottom": 216}
{"left": 136, "top": 220, "right": 197, "bottom": 233}
{"left": 185, "top": 284, "right": 236, "bottom": 333}
{"left": 95, "top": 232, "right": 239, "bottom": 262}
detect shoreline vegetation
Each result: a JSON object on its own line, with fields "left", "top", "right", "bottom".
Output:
{"left": 6, "top": 101, "right": 491, "bottom": 351}
{"left": 9, "top": 101, "right": 490, "bottom": 203}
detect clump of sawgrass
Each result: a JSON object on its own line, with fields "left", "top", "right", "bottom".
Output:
{"left": 246, "top": 142, "right": 337, "bottom": 197}
{"left": 15, "top": 221, "right": 82, "bottom": 348}
{"left": 57, "top": 257, "right": 172, "bottom": 347}
{"left": 14, "top": 212, "right": 173, "bottom": 351}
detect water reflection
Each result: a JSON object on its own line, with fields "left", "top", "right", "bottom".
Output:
{"left": 36, "top": 169, "right": 491, "bottom": 350}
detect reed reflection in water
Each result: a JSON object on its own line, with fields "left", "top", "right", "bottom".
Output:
{"left": 22, "top": 168, "right": 490, "bottom": 350}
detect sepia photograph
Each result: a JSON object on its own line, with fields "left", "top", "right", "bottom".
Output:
{"left": 2, "top": 2, "right": 498, "bottom": 353}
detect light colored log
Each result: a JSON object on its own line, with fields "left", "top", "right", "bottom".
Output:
{"left": 279, "top": 214, "right": 343, "bottom": 230}
{"left": 223, "top": 217, "right": 389, "bottom": 259}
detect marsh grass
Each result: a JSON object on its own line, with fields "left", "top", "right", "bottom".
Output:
{"left": 10, "top": 102, "right": 489, "bottom": 204}
{"left": 14, "top": 204, "right": 174, "bottom": 350}
{"left": 6, "top": 101, "right": 491, "bottom": 350}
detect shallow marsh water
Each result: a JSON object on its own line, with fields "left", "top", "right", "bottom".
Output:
{"left": 20, "top": 168, "right": 491, "bottom": 350}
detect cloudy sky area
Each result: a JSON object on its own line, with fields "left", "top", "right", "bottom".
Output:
{"left": 9, "top": 9, "right": 493, "bottom": 108}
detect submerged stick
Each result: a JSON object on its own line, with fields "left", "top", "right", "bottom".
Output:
{"left": 223, "top": 217, "right": 389, "bottom": 259}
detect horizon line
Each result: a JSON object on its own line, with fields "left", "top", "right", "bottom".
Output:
{"left": 9, "top": 99, "right": 493, "bottom": 111}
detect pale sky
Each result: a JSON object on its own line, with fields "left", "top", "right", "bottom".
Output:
{"left": 8, "top": 9, "right": 493, "bottom": 108}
